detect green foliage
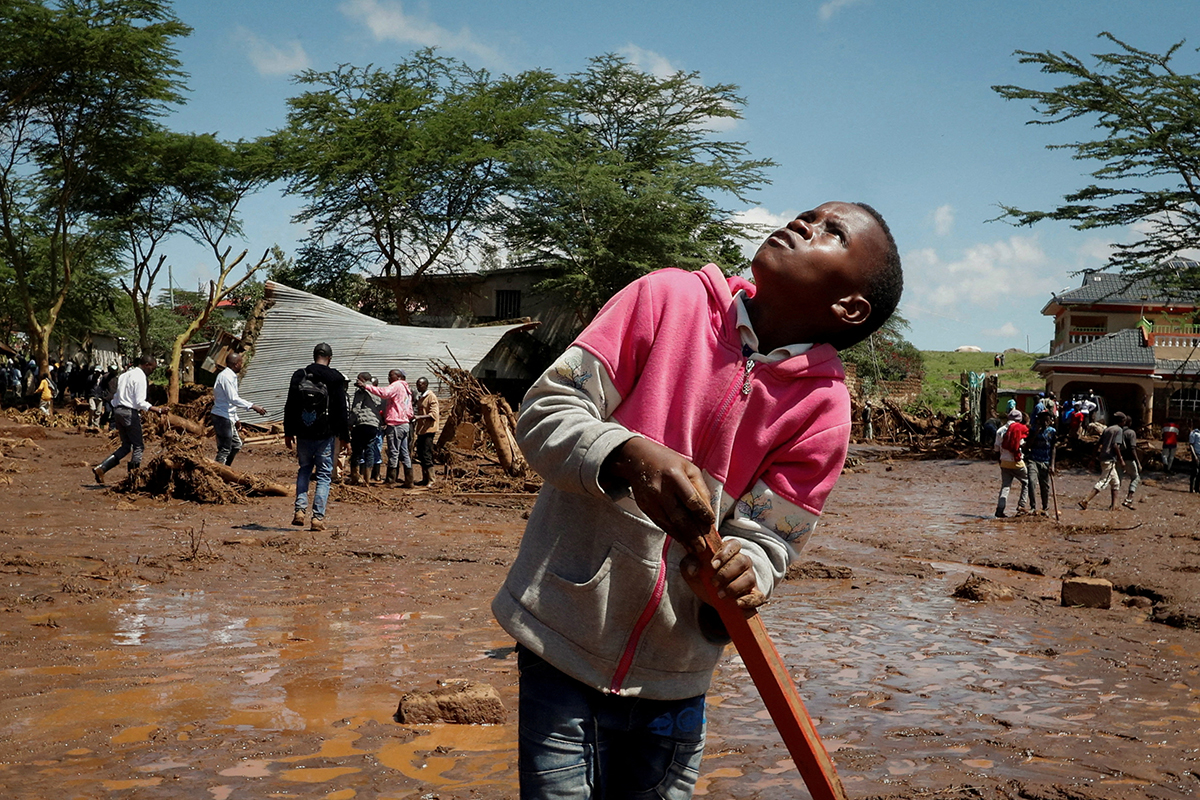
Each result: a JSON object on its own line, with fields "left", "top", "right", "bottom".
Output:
{"left": 270, "top": 50, "right": 556, "bottom": 319}
{"left": 918, "top": 350, "right": 1046, "bottom": 415}
{"left": 502, "top": 54, "right": 774, "bottom": 320}
{"left": 993, "top": 33, "right": 1200, "bottom": 281}
{"left": 0, "top": 0, "right": 190, "bottom": 371}
{"left": 839, "top": 313, "right": 923, "bottom": 391}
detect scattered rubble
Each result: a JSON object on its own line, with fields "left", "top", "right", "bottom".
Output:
{"left": 951, "top": 573, "right": 1015, "bottom": 602}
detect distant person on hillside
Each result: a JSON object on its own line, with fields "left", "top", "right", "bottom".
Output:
{"left": 1078, "top": 412, "right": 1126, "bottom": 510}
{"left": 1161, "top": 419, "right": 1180, "bottom": 473}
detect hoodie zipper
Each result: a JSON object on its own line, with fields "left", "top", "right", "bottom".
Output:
{"left": 693, "top": 354, "right": 755, "bottom": 469}
{"left": 609, "top": 538, "right": 673, "bottom": 693}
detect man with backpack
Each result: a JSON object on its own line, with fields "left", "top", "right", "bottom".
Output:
{"left": 284, "top": 343, "right": 350, "bottom": 531}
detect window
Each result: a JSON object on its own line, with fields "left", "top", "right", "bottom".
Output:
{"left": 1168, "top": 387, "right": 1200, "bottom": 416}
{"left": 495, "top": 289, "right": 521, "bottom": 319}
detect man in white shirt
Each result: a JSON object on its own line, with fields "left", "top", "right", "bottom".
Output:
{"left": 211, "top": 352, "right": 266, "bottom": 466}
{"left": 91, "top": 355, "right": 166, "bottom": 483}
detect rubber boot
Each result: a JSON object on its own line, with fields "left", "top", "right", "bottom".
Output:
{"left": 995, "top": 496, "right": 1006, "bottom": 518}
{"left": 348, "top": 464, "right": 360, "bottom": 486}
{"left": 416, "top": 464, "right": 430, "bottom": 486}
{"left": 371, "top": 464, "right": 381, "bottom": 484}
{"left": 403, "top": 466, "right": 414, "bottom": 489}
{"left": 385, "top": 466, "right": 396, "bottom": 485}
{"left": 225, "top": 449, "right": 239, "bottom": 468}
{"left": 93, "top": 455, "right": 119, "bottom": 484}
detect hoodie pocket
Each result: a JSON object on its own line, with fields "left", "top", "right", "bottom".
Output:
{"left": 530, "top": 540, "right": 660, "bottom": 661}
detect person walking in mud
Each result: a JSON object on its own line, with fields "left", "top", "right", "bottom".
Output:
{"left": 358, "top": 369, "right": 414, "bottom": 487}
{"left": 412, "top": 376, "right": 439, "bottom": 486}
{"left": 1078, "top": 412, "right": 1126, "bottom": 510}
{"left": 1118, "top": 414, "right": 1141, "bottom": 510}
{"left": 1025, "top": 411, "right": 1056, "bottom": 516}
{"left": 994, "top": 408, "right": 1029, "bottom": 518}
{"left": 211, "top": 352, "right": 267, "bottom": 467}
{"left": 284, "top": 343, "right": 350, "bottom": 531}
{"left": 1190, "top": 425, "right": 1200, "bottom": 493}
{"left": 1161, "top": 419, "right": 1179, "bottom": 474}
{"left": 91, "top": 355, "right": 167, "bottom": 483}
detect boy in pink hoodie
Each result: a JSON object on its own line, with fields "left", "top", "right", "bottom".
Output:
{"left": 493, "top": 201, "right": 902, "bottom": 799}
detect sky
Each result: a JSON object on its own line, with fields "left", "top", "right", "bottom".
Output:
{"left": 157, "top": 0, "right": 1200, "bottom": 352}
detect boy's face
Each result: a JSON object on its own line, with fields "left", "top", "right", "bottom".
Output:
{"left": 750, "top": 202, "right": 887, "bottom": 341}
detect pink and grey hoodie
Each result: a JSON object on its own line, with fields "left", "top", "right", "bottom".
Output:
{"left": 492, "top": 264, "right": 852, "bottom": 700}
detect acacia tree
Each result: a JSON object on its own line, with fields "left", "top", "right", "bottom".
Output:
{"left": 97, "top": 128, "right": 212, "bottom": 354}
{"left": 0, "top": 0, "right": 189, "bottom": 375}
{"left": 164, "top": 137, "right": 272, "bottom": 404}
{"left": 501, "top": 54, "right": 775, "bottom": 322}
{"left": 271, "top": 50, "right": 555, "bottom": 322}
{"left": 993, "top": 33, "right": 1200, "bottom": 282}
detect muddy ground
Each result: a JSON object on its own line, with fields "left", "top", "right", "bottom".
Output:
{"left": 0, "top": 416, "right": 1197, "bottom": 799}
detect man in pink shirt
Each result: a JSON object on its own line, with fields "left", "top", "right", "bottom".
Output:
{"left": 359, "top": 369, "right": 414, "bottom": 486}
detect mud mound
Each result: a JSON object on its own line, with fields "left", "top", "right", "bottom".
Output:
{"left": 952, "top": 572, "right": 1015, "bottom": 601}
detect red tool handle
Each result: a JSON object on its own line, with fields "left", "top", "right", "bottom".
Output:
{"left": 695, "top": 529, "right": 849, "bottom": 800}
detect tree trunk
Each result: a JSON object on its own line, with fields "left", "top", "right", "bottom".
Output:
{"left": 480, "top": 395, "right": 526, "bottom": 476}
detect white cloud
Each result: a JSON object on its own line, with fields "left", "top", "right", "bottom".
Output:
{"left": 932, "top": 204, "right": 954, "bottom": 237}
{"left": 341, "top": 0, "right": 502, "bottom": 65}
{"left": 819, "top": 0, "right": 868, "bottom": 21}
{"left": 907, "top": 234, "right": 1060, "bottom": 314}
{"left": 618, "top": 44, "right": 677, "bottom": 79}
{"left": 233, "top": 26, "right": 310, "bottom": 77}
{"left": 982, "top": 322, "right": 1020, "bottom": 337}
{"left": 731, "top": 206, "right": 794, "bottom": 259}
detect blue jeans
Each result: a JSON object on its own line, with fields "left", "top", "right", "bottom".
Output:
{"left": 295, "top": 436, "right": 334, "bottom": 519}
{"left": 517, "top": 645, "right": 705, "bottom": 800}
{"left": 386, "top": 423, "right": 411, "bottom": 469}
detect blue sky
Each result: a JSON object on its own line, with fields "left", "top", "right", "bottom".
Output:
{"left": 160, "top": 0, "right": 1200, "bottom": 352}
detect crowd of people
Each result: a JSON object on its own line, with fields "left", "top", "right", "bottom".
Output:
{"left": 73, "top": 342, "right": 442, "bottom": 533}
{"left": 993, "top": 389, "right": 1200, "bottom": 516}
{"left": 0, "top": 353, "right": 124, "bottom": 420}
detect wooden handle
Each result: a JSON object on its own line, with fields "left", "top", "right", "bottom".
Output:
{"left": 696, "top": 529, "right": 849, "bottom": 800}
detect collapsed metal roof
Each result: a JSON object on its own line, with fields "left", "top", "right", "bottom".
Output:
{"left": 239, "top": 281, "right": 534, "bottom": 422}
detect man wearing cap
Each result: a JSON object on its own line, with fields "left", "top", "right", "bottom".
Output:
{"left": 994, "top": 408, "right": 1029, "bottom": 518}
{"left": 284, "top": 343, "right": 350, "bottom": 531}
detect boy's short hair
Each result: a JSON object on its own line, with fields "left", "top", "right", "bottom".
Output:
{"left": 828, "top": 202, "right": 903, "bottom": 351}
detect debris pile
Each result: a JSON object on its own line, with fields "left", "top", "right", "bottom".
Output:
{"left": 430, "top": 359, "right": 540, "bottom": 494}
{"left": 117, "top": 429, "right": 291, "bottom": 503}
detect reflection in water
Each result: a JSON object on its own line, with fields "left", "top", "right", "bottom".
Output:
{"left": 4, "top": 534, "right": 1197, "bottom": 798}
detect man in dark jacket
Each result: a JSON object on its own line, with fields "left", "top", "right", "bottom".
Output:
{"left": 284, "top": 343, "right": 350, "bottom": 531}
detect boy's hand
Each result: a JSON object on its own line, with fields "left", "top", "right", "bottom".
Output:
{"left": 681, "top": 537, "right": 766, "bottom": 614}
{"left": 602, "top": 437, "right": 714, "bottom": 548}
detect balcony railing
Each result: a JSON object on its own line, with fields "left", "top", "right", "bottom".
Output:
{"left": 1148, "top": 325, "right": 1200, "bottom": 348}
{"left": 1068, "top": 326, "right": 1105, "bottom": 344}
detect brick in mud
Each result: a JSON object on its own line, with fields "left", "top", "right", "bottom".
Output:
{"left": 394, "top": 682, "right": 506, "bottom": 725}
{"left": 1060, "top": 576, "right": 1113, "bottom": 609}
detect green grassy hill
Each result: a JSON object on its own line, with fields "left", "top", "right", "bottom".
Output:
{"left": 917, "top": 350, "right": 1046, "bottom": 415}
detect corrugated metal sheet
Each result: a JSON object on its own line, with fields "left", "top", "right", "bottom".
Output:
{"left": 239, "top": 282, "right": 531, "bottom": 422}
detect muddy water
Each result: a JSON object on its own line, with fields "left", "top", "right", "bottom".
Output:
{"left": 3, "top": 447, "right": 1199, "bottom": 799}
{"left": 5, "top": 556, "right": 1196, "bottom": 798}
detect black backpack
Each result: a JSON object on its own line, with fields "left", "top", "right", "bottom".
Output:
{"left": 296, "top": 370, "right": 329, "bottom": 429}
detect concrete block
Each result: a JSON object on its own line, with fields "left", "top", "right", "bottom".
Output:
{"left": 394, "top": 682, "right": 506, "bottom": 725}
{"left": 1061, "top": 577, "right": 1113, "bottom": 609}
